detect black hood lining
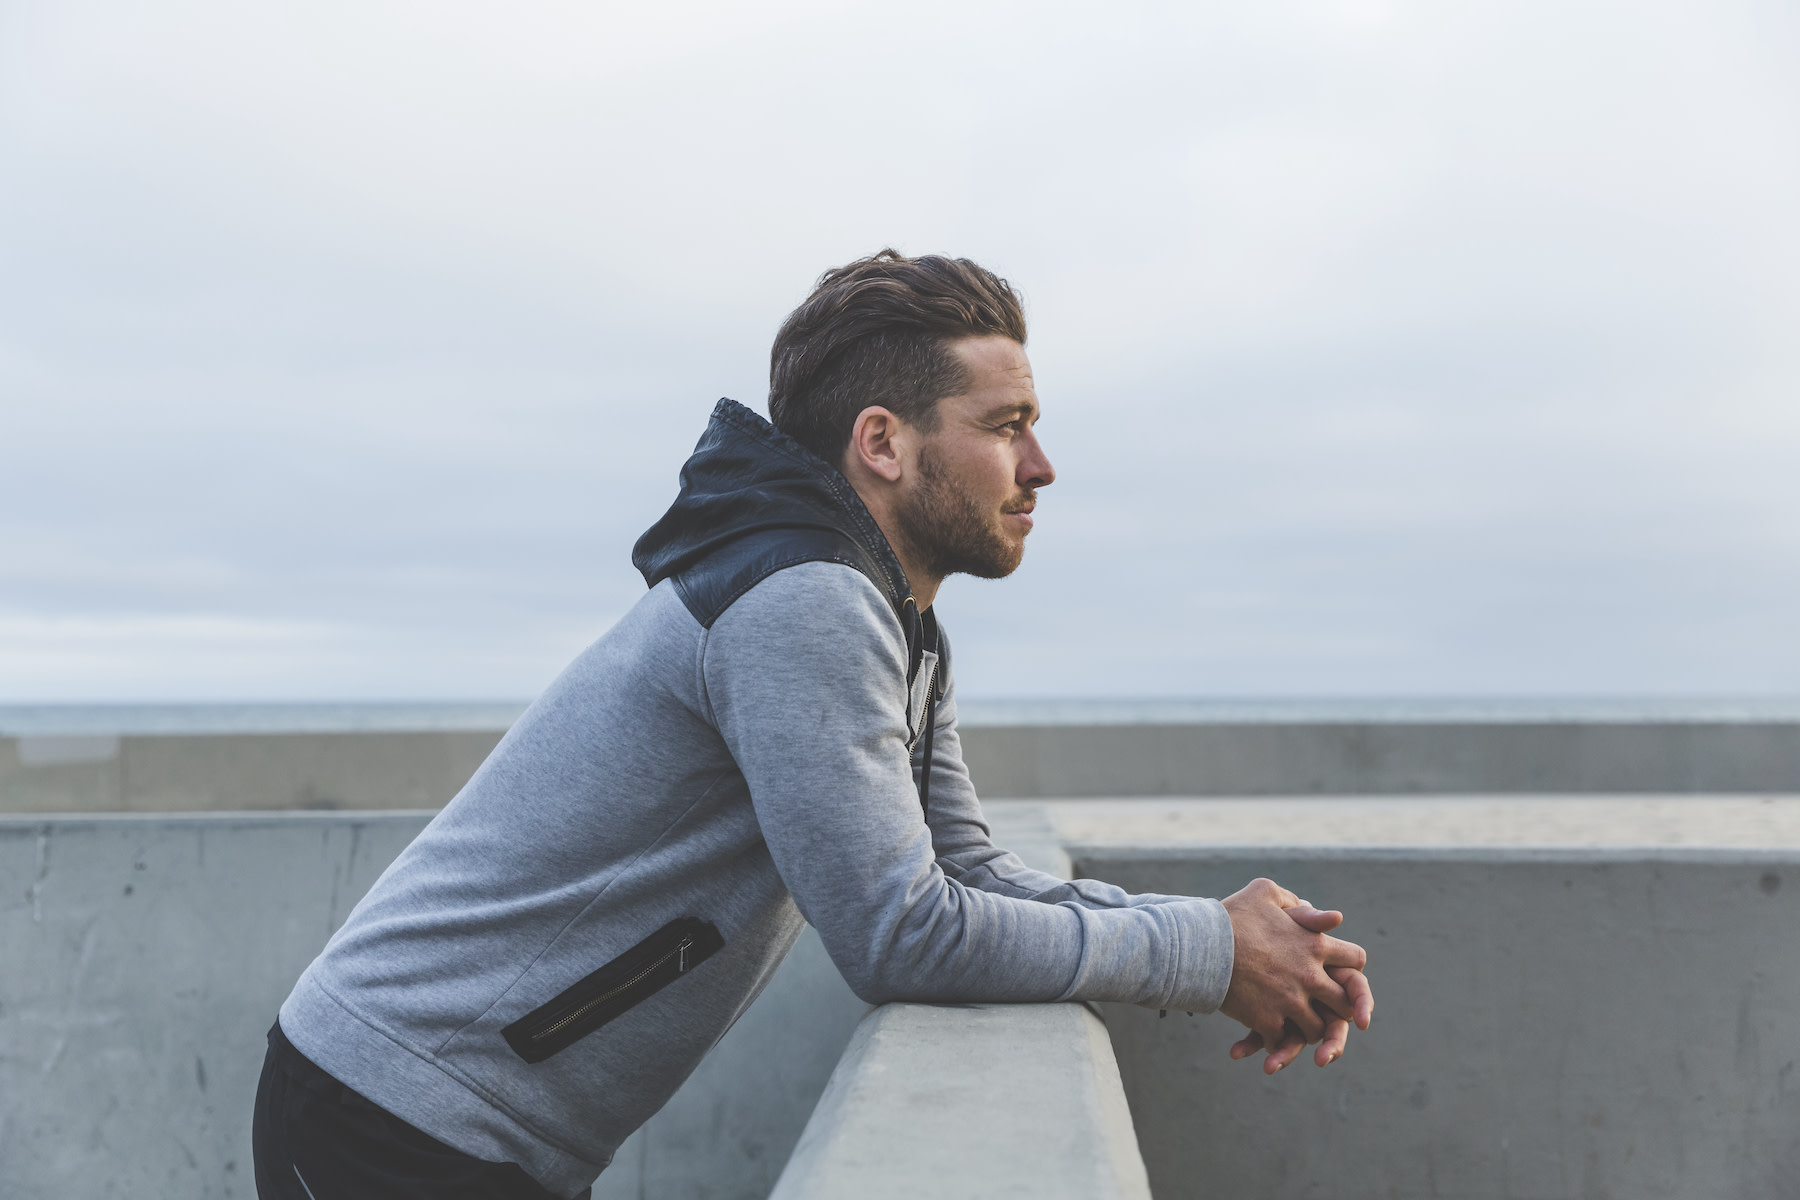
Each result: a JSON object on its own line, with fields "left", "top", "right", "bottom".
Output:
{"left": 701, "top": 400, "right": 910, "bottom": 606}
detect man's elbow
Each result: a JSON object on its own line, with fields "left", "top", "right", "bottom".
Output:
{"left": 834, "top": 954, "right": 927, "bottom": 1005}
{"left": 826, "top": 922, "right": 957, "bottom": 1005}
{"left": 818, "top": 882, "right": 972, "bottom": 1004}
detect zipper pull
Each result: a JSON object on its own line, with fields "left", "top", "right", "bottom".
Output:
{"left": 678, "top": 938, "right": 693, "bottom": 972}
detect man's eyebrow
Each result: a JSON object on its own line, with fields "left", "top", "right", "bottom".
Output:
{"left": 978, "top": 402, "right": 1037, "bottom": 423}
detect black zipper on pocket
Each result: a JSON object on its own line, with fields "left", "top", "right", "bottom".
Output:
{"left": 503, "top": 917, "right": 724, "bottom": 1064}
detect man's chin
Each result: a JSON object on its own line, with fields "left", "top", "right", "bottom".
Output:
{"left": 994, "top": 533, "right": 1028, "bottom": 576}
{"left": 914, "top": 512, "right": 1028, "bottom": 581}
{"left": 952, "top": 541, "right": 1025, "bottom": 581}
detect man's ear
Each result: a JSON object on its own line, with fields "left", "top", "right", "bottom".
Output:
{"left": 845, "top": 406, "right": 905, "bottom": 483}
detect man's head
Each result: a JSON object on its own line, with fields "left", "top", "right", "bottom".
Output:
{"left": 769, "top": 249, "right": 1029, "bottom": 465}
{"left": 769, "top": 251, "right": 1053, "bottom": 600}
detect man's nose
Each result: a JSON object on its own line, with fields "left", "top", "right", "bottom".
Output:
{"left": 1019, "top": 430, "right": 1055, "bottom": 489}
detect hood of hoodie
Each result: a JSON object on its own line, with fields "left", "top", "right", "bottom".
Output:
{"left": 633, "top": 399, "right": 919, "bottom": 643}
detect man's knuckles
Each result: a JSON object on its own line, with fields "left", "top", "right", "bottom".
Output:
{"left": 1233, "top": 877, "right": 1292, "bottom": 907}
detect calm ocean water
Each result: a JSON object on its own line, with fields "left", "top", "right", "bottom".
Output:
{"left": 3, "top": 697, "right": 1798, "bottom": 735}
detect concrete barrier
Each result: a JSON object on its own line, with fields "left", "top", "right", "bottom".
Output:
{"left": 769, "top": 1002, "right": 1150, "bottom": 1200}
{"left": 10, "top": 803, "right": 1800, "bottom": 1199}
{"left": 961, "top": 721, "right": 1800, "bottom": 796}
{"left": 0, "top": 731, "right": 506, "bottom": 813}
{"left": 1075, "top": 845, "right": 1800, "bottom": 1200}
{"left": 6, "top": 721, "right": 1799, "bottom": 813}
{"left": 0, "top": 813, "right": 865, "bottom": 1200}
{"left": 997, "top": 794, "right": 1800, "bottom": 850}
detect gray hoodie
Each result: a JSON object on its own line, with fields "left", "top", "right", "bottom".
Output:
{"left": 278, "top": 402, "right": 1233, "bottom": 1198}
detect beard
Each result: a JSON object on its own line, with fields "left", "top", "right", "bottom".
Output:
{"left": 895, "top": 444, "right": 1033, "bottom": 582}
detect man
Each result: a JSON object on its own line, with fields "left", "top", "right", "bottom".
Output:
{"left": 253, "top": 250, "right": 1374, "bottom": 1200}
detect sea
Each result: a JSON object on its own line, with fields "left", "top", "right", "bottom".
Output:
{"left": 3, "top": 697, "right": 1798, "bottom": 736}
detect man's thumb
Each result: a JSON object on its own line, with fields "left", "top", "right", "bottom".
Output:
{"left": 1284, "top": 904, "right": 1344, "bottom": 932}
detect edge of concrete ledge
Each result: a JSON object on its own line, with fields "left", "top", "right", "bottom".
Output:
{"left": 770, "top": 1002, "right": 1151, "bottom": 1200}
{"left": 0, "top": 809, "right": 441, "bottom": 829}
{"left": 1063, "top": 841, "right": 1800, "bottom": 864}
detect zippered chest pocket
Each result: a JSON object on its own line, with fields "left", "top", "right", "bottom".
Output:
{"left": 503, "top": 917, "right": 725, "bottom": 1064}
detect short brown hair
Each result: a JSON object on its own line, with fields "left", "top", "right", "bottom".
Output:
{"left": 768, "top": 249, "right": 1027, "bottom": 465}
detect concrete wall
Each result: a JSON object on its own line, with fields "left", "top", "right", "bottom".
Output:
{"left": 11, "top": 804, "right": 1800, "bottom": 1199}
{"left": 6, "top": 721, "right": 1798, "bottom": 814}
{"left": 962, "top": 721, "right": 1800, "bottom": 796}
{"left": 0, "top": 814, "right": 865, "bottom": 1200}
{"left": 1076, "top": 845, "right": 1800, "bottom": 1200}
{"left": 0, "top": 732, "right": 505, "bottom": 813}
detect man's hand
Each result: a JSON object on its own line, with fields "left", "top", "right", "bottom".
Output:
{"left": 1218, "top": 878, "right": 1370, "bottom": 1075}
{"left": 1228, "top": 900, "right": 1376, "bottom": 1071}
{"left": 1229, "top": 965, "right": 1374, "bottom": 1071}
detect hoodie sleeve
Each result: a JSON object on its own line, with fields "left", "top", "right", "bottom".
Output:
{"left": 916, "top": 659, "right": 1207, "bottom": 910}
{"left": 700, "top": 560, "right": 1233, "bottom": 1013}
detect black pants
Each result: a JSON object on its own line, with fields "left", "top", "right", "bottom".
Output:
{"left": 253, "top": 1022, "right": 587, "bottom": 1200}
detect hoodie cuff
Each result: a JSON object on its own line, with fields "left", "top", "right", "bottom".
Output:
{"left": 1055, "top": 896, "right": 1234, "bottom": 1014}
{"left": 1163, "top": 897, "right": 1233, "bottom": 1013}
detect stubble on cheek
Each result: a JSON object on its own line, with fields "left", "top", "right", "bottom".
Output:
{"left": 902, "top": 448, "right": 1027, "bottom": 581}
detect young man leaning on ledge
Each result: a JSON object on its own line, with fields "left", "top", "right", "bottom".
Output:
{"left": 252, "top": 250, "right": 1376, "bottom": 1200}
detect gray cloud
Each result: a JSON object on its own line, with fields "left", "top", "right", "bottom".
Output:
{"left": 2, "top": 0, "right": 1796, "bottom": 700}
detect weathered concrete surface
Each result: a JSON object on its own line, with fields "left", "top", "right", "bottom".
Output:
{"left": 993, "top": 794, "right": 1800, "bottom": 848}
{"left": 1077, "top": 846, "right": 1800, "bottom": 1200}
{"left": 0, "top": 814, "right": 864, "bottom": 1200}
{"left": 8, "top": 721, "right": 1800, "bottom": 814}
{"left": 964, "top": 721, "right": 1800, "bottom": 796}
{"left": 0, "top": 813, "right": 422, "bottom": 1198}
{"left": 770, "top": 1002, "right": 1149, "bottom": 1200}
{"left": 0, "top": 731, "right": 505, "bottom": 813}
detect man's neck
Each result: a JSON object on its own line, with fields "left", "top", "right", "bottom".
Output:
{"left": 897, "top": 547, "right": 941, "bottom": 612}
{"left": 845, "top": 477, "right": 942, "bottom": 611}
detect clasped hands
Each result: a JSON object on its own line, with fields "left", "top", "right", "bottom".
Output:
{"left": 1218, "top": 877, "right": 1374, "bottom": 1075}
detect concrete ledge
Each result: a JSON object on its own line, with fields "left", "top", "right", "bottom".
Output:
{"left": 1005, "top": 794, "right": 1800, "bottom": 849}
{"left": 770, "top": 1002, "right": 1150, "bottom": 1200}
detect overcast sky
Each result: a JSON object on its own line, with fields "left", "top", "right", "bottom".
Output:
{"left": 2, "top": 0, "right": 1797, "bottom": 703}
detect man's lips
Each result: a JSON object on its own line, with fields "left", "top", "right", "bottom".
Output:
{"left": 1004, "top": 503, "right": 1035, "bottom": 531}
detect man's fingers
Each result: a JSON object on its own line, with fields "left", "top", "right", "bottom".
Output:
{"left": 1313, "top": 1017, "right": 1350, "bottom": 1067}
{"left": 1284, "top": 904, "right": 1345, "bottom": 934}
{"left": 1288, "top": 1001, "right": 1326, "bottom": 1044}
{"left": 1320, "top": 934, "right": 1368, "bottom": 971}
{"left": 1308, "top": 974, "right": 1358, "bottom": 1025}
{"left": 1328, "top": 965, "right": 1375, "bottom": 1030}
{"left": 1263, "top": 1024, "right": 1307, "bottom": 1074}
{"left": 1228, "top": 1030, "right": 1264, "bottom": 1061}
